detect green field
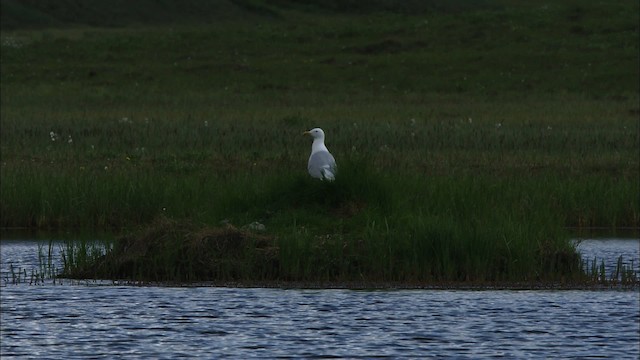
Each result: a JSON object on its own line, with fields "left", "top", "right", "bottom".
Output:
{"left": 1, "top": 0, "right": 638, "bottom": 284}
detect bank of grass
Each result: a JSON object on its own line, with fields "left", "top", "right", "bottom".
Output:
{"left": 55, "top": 160, "right": 634, "bottom": 284}
{"left": 2, "top": 158, "right": 638, "bottom": 231}
{"left": 1, "top": 0, "right": 639, "bottom": 284}
{"left": 60, "top": 164, "right": 584, "bottom": 284}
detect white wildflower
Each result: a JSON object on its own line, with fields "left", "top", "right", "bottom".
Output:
{"left": 2, "top": 37, "right": 23, "bottom": 49}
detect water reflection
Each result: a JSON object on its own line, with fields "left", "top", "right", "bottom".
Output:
{"left": 575, "top": 238, "right": 640, "bottom": 281}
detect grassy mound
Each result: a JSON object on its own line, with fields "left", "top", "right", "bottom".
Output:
{"left": 63, "top": 217, "right": 279, "bottom": 282}
{"left": 61, "top": 217, "right": 584, "bottom": 285}
{"left": 61, "top": 164, "right": 587, "bottom": 285}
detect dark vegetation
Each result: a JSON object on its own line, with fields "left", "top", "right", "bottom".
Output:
{"left": 1, "top": 0, "right": 638, "bottom": 285}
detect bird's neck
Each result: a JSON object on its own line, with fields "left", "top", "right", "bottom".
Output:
{"left": 311, "top": 139, "right": 329, "bottom": 155}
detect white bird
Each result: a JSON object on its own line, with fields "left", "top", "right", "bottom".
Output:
{"left": 303, "top": 128, "right": 337, "bottom": 181}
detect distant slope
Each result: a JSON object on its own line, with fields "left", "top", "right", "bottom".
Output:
{"left": 266, "top": 0, "right": 496, "bottom": 14}
{"left": 0, "top": 0, "right": 269, "bottom": 30}
{"left": 0, "top": 0, "right": 496, "bottom": 30}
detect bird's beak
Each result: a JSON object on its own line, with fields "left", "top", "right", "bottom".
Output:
{"left": 303, "top": 131, "right": 310, "bottom": 136}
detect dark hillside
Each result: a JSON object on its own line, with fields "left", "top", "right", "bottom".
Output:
{"left": 2, "top": 0, "right": 637, "bottom": 97}
{"left": 1, "top": 0, "right": 501, "bottom": 30}
{"left": 264, "top": 0, "right": 496, "bottom": 14}
{"left": 0, "top": 0, "right": 260, "bottom": 29}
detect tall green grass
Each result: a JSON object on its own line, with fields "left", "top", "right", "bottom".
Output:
{"left": 2, "top": 152, "right": 637, "bottom": 230}
{"left": 55, "top": 161, "right": 624, "bottom": 284}
{"left": 53, "top": 169, "right": 570, "bottom": 283}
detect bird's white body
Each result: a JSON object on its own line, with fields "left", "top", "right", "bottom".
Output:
{"left": 310, "top": 137, "right": 330, "bottom": 156}
{"left": 304, "top": 128, "right": 337, "bottom": 181}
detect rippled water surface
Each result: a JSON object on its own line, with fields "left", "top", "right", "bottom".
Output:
{"left": 1, "top": 238, "right": 639, "bottom": 358}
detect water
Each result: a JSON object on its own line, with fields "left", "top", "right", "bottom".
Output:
{"left": 575, "top": 238, "right": 640, "bottom": 277}
{"left": 1, "top": 238, "right": 639, "bottom": 358}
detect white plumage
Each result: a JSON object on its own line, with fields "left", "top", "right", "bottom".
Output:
{"left": 303, "top": 128, "right": 337, "bottom": 181}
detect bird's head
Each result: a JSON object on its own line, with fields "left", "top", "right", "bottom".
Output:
{"left": 303, "top": 128, "right": 325, "bottom": 140}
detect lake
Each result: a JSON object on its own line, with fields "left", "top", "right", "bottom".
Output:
{"left": 1, "top": 236, "right": 638, "bottom": 358}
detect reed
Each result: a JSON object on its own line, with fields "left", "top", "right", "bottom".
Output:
{"left": 57, "top": 163, "right": 588, "bottom": 284}
{"left": 2, "top": 117, "right": 637, "bottom": 229}
{"left": 581, "top": 256, "right": 639, "bottom": 286}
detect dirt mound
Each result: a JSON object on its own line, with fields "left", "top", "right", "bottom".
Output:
{"left": 67, "top": 217, "right": 279, "bottom": 282}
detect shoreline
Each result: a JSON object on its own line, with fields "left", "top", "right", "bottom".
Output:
{"left": 52, "top": 278, "right": 640, "bottom": 291}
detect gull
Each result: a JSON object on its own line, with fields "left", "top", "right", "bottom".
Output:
{"left": 303, "top": 128, "right": 337, "bottom": 181}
